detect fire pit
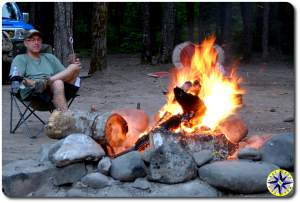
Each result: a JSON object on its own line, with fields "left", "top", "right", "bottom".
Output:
{"left": 3, "top": 37, "right": 294, "bottom": 197}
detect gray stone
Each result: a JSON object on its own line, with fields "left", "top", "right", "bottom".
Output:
{"left": 110, "top": 151, "right": 147, "bottom": 181}
{"left": 51, "top": 163, "right": 87, "bottom": 186}
{"left": 27, "top": 179, "right": 66, "bottom": 197}
{"left": 81, "top": 172, "right": 112, "bottom": 189}
{"left": 49, "top": 133, "right": 105, "bottom": 167}
{"left": 2, "top": 160, "right": 55, "bottom": 197}
{"left": 2, "top": 159, "right": 87, "bottom": 197}
{"left": 238, "top": 147, "right": 261, "bottom": 161}
{"left": 260, "top": 133, "right": 294, "bottom": 169}
{"left": 97, "top": 156, "right": 111, "bottom": 175}
{"left": 198, "top": 160, "right": 279, "bottom": 194}
{"left": 148, "top": 140, "right": 197, "bottom": 184}
{"left": 191, "top": 149, "right": 213, "bottom": 167}
{"left": 131, "top": 178, "right": 151, "bottom": 190}
{"left": 148, "top": 179, "right": 219, "bottom": 197}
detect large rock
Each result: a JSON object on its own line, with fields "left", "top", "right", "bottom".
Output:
{"left": 148, "top": 179, "right": 219, "bottom": 197}
{"left": 148, "top": 134, "right": 197, "bottom": 184}
{"left": 110, "top": 151, "right": 147, "bottom": 181}
{"left": 198, "top": 160, "right": 279, "bottom": 194}
{"left": 49, "top": 133, "right": 105, "bottom": 167}
{"left": 260, "top": 133, "right": 294, "bottom": 169}
{"left": 2, "top": 160, "right": 55, "bottom": 197}
{"left": 2, "top": 160, "right": 87, "bottom": 197}
{"left": 51, "top": 163, "right": 87, "bottom": 186}
{"left": 81, "top": 172, "right": 112, "bottom": 189}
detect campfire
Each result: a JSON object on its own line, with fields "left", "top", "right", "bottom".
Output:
{"left": 45, "top": 36, "right": 248, "bottom": 160}
{"left": 101, "top": 36, "right": 246, "bottom": 158}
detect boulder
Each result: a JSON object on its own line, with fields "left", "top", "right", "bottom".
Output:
{"left": 148, "top": 179, "right": 219, "bottom": 197}
{"left": 2, "top": 160, "right": 86, "bottom": 197}
{"left": 2, "top": 160, "right": 55, "bottom": 197}
{"left": 49, "top": 133, "right": 105, "bottom": 167}
{"left": 260, "top": 133, "right": 294, "bottom": 169}
{"left": 198, "top": 160, "right": 279, "bottom": 193}
{"left": 110, "top": 151, "right": 147, "bottom": 181}
{"left": 148, "top": 135, "right": 197, "bottom": 184}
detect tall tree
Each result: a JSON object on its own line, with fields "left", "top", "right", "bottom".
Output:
{"left": 141, "top": 2, "right": 152, "bottom": 64}
{"left": 158, "top": 2, "right": 176, "bottom": 64}
{"left": 241, "top": 3, "right": 255, "bottom": 61}
{"left": 186, "top": 2, "right": 194, "bottom": 42}
{"left": 89, "top": 2, "right": 108, "bottom": 74}
{"left": 262, "top": 3, "right": 270, "bottom": 60}
{"left": 220, "top": 3, "right": 232, "bottom": 63}
{"left": 53, "top": 2, "right": 73, "bottom": 66}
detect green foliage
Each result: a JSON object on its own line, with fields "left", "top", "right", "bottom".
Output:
{"left": 107, "top": 2, "right": 143, "bottom": 53}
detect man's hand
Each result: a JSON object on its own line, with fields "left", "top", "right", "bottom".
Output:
{"left": 68, "top": 54, "right": 81, "bottom": 68}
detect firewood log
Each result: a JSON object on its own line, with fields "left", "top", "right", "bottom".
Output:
{"left": 217, "top": 114, "right": 248, "bottom": 144}
{"left": 45, "top": 110, "right": 100, "bottom": 139}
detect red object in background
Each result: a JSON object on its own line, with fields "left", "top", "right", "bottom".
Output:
{"left": 179, "top": 43, "right": 195, "bottom": 68}
{"left": 147, "top": 71, "right": 169, "bottom": 78}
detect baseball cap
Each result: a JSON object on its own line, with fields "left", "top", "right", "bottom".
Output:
{"left": 24, "top": 29, "right": 42, "bottom": 40}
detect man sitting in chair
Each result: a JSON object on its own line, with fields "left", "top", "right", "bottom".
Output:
{"left": 10, "top": 29, "right": 81, "bottom": 112}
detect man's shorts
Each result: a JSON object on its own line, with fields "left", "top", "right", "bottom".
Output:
{"left": 22, "top": 82, "right": 79, "bottom": 103}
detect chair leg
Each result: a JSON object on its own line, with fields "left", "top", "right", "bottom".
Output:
{"left": 10, "top": 94, "right": 33, "bottom": 137}
{"left": 10, "top": 93, "right": 14, "bottom": 133}
{"left": 18, "top": 100, "right": 46, "bottom": 125}
{"left": 10, "top": 95, "right": 45, "bottom": 138}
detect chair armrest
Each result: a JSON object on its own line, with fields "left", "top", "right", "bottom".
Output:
{"left": 10, "top": 81, "right": 21, "bottom": 94}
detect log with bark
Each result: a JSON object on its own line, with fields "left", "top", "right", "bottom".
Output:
{"left": 45, "top": 108, "right": 150, "bottom": 156}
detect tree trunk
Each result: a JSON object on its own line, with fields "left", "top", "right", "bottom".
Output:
{"left": 186, "top": 3, "right": 194, "bottom": 42}
{"left": 198, "top": 3, "right": 205, "bottom": 43}
{"left": 241, "top": 3, "right": 254, "bottom": 61}
{"left": 262, "top": 3, "right": 270, "bottom": 60}
{"left": 29, "top": 3, "right": 36, "bottom": 25}
{"left": 53, "top": 2, "right": 73, "bottom": 66}
{"left": 89, "top": 2, "right": 108, "bottom": 74}
{"left": 220, "top": 3, "right": 232, "bottom": 64}
{"left": 141, "top": 2, "right": 152, "bottom": 64}
{"left": 158, "top": 3, "right": 176, "bottom": 64}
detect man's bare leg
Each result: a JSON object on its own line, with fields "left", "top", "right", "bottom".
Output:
{"left": 51, "top": 80, "right": 68, "bottom": 112}
{"left": 49, "top": 64, "right": 81, "bottom": 85}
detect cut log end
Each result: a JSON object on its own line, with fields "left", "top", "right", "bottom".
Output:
{"left": 104, "top": 113, "right": 129, "bottom": 156}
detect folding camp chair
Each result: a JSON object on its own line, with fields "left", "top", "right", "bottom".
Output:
{"left": 9, "top": 44, "right": 80, "bottom": 138}
{"left": 9, "top": 89, "right": 79, "bottom": 138}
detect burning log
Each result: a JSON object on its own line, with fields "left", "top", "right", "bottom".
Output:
{"left": 103, "top": 108, "right": 150, "bottom": 156}
{"left": 173, "top": 86, "right": 206, "bottom": 116}
{"left": 217, "top": 114, "right": 248, "bottom": 144}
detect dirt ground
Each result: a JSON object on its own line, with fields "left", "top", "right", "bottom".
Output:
{"left": 1, "top": 54, "right": 295, "bottom": 165}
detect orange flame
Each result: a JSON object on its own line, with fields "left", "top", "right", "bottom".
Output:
{"left": 158, "top": 36, "right": 244, "bottom": 133}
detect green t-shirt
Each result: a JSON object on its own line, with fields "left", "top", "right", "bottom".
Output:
{"left": 10, "top": 53, "right": 66, "bottom": 99}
